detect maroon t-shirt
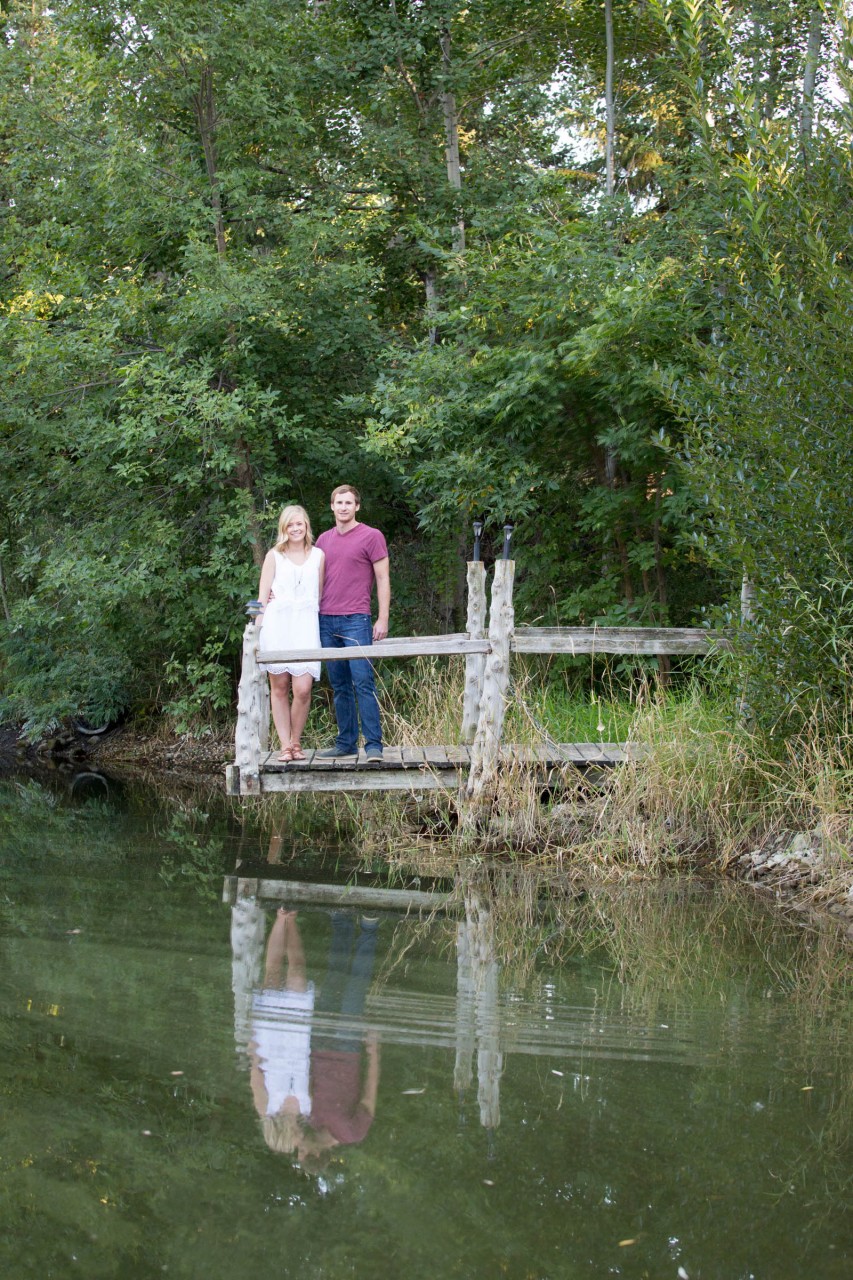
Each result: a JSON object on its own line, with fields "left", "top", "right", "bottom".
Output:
{"left": 309, "top": 1050, "right": 374, "bottom": 1145}
{"left": 316, "top": 522, "right": 388, "bottom": 615}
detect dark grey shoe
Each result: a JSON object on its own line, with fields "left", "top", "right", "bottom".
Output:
{"left": 365, "top": 746, "right": 384, "bottom": 764}
{"left": 316, "top": 746, "right": 358, "bottom": 759}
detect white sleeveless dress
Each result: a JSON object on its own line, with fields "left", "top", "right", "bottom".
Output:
{"left": 259, "top": 547, "right": 323, "bottom": 679}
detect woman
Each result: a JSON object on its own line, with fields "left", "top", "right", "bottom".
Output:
{"left": 257, "top": 505, "right": 324, "bottom": 762}
{"left": 249, "top": 909, "right": 314, "bottom": 1156}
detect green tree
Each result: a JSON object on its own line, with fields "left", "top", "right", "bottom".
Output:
{"left": 0, "top": 0, "right": 394, "bottom": 731}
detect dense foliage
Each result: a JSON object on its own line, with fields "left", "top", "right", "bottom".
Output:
{"left": 1, "top": 0, "right": 850, "bottom": 733}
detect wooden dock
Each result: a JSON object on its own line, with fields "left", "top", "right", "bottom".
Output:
{"left": 225, "top": 741, "right": 635, "bottom": 795}
{"left": 229, "top": 551, "right": 729, "bottom": 804}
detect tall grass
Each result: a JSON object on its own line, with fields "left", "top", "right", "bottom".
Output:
{"left": 371, "top": 658, "right": 852, "bottom": 890}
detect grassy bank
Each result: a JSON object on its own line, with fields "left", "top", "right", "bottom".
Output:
{"left": 81, "top": 657, "right": 853, "bottom": 926}
{"left": 373, "top": 660, "right": 853, "bottom": 928}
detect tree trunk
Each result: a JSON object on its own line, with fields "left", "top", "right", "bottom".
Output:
{"left": 193, "top": 66, "right": 265, "bottom": 567}
{"left": 603, "top": 2, "right": 620, "bottom": 580}
{"left": 0, "top": 555, "right": 11, "bottom": 625}
{"left": 800, "top": 8, "right": 823, "bottom": 145}
{"left": 615, "top": 530, "right": 634, "bottom": 605}
{"left": 604, "top": 0, "right": 615, "bottom": 197}
{"left": 194, "top": 66, "right": 228, "bottom": 261}
{"left": 424, "top": 267, "right": 439, "bottom": 346}
{"left": 440, "top": 27, "right": 466, "bottom": 253}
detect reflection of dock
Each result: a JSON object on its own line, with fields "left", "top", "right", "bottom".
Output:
{"left": 223, "top": 876, "right": 449, "bottom": 913}
{"left": 226, "top": 742, "right": 635, "bottom": 796}
{"left": 229, "top": 884, "right": 701, "bottom": 1083}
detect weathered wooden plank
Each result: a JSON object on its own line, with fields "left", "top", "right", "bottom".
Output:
{"left": 513, "top": 743, "right": 554, "bottom": 763}
{"left": 257, "top": 769, "right": 456, "bottom": 794}
{"left": 511, "top": 626, "right": 726, "bottom": 656}
{"left": 259, "top": 637, "right": 490, "bottom": 664}
{"left": 502, "top": 743, "right": 620, "bottom": 765}
{"left": 309, "top": 751, "right": 355, "bottom": 771}
{"left": 266, "top": 748, "right": 324, "bottom": 771}
{"left": 332, "top": 752, "right": 360, "bottom": 769}
{"left": 377, "top": 632, "right": 469, "bottom": 646}
{"left": 233, "top": 739, "right": 643, "bottom": 796}
{"left": 514, "top": 743, "right": 569, "bottom": 764}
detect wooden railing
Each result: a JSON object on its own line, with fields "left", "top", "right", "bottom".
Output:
{"left": 231, "top": 558, "right": 727, "bottom": 808}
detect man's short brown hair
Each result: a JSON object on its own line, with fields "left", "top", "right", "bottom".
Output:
{"left": 330, "top": 484, "right": 361, "bottom": 504}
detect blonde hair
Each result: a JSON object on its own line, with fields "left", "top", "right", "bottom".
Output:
{"left": 274, "top": 505, "right": 314, "bottom": 553}
{"left": 261, "top": 1113, "right": 304, "bottom": 1155}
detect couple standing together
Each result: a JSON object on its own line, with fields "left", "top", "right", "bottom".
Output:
{"left": 256, "top": 484, "right": 390, "bottom": 764}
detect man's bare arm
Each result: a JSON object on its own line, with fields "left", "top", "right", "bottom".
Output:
{"left": 372, "top": 557, "right": 390, "bottom": 642}
{"left": 360, "top": 1032, "right": 381, "bottom": 1116}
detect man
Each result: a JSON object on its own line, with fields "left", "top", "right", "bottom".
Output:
{"left": 315, "top": 484, "right": 390, "bottom": 761}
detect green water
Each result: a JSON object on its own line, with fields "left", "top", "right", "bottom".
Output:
{"left": 1, "top": 775, "right": 851, "bottom": 1279}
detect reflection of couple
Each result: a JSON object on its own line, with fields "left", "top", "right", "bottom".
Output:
{"left": 256, "top": 485, "right": 390, "bottom": 763}
{"left": 249, "top": 909, "right": 381, "bottom": 1169}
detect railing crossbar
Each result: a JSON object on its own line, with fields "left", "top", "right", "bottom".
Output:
{"left": 258, "top": 637, "right": 490, "bottom": 663}
{"left": 512, "top": 626, "right": 727, "bottom": 656}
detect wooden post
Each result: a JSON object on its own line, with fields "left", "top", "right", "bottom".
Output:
{"left": 464, "top": 559, "right": 515, "bottom": 821}
{"left": 234, "top": 620, "right": 265, "bottom": 794}
{"left": 258, "top": 656, "right": 270, "bottom": 757}
{"left": 740, "top": 571, "right": 755, "bottom": 623}
{"left": 738, "top": 570, "right": 755, "bottom": 719}
{"left": 460, "top": 561, "right": 487, "bottom": 743}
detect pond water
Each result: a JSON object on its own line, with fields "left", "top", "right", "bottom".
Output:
{"left": 1, "top": 773, "right": 851, "bottom": 1280}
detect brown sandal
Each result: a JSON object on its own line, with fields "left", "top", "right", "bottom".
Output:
{"left": 290, "top": 743, "right": 306, "bottom": 761}
{"left": 277, "top": 747, "right": 295, "bottom": 763}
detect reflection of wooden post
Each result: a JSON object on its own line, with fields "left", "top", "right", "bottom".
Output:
{"left": 461, "top": 561, "right": 487, "bottom": 743}
{"left": 455, "top": 883, "right": 502, "bottom": 1131}
{"left": 234, "top": 621, "right": 265, "bottom": 794}
{"left": 454, "top": 918, "right": 475, "bottom": 1098}
{"left": 231, "top": 894, "right": 266, "bottom": 1056}
{"left": 464, "top": 560, "right": 515, "bottom": 819}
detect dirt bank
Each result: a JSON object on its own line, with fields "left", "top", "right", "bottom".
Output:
{"left": 87, "top": 723, "right": 233, "bottom": 777}
{"left": 1, "top": 722, "right": 231, "bottom": 782}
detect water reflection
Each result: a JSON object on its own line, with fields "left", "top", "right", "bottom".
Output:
{"left": 68, "top": 770, "right": 112, "bottom": 802}
{"left": 233, "top": 897, "right": 381, "bottom": 1169}
{"left": 2, "top": 777, "right": 851, "bottom": 1279}
{"left": 454, "top": 883, "right": 502, "bottom": 1138}
{"left": 230, "top": 872, "right": 716, "bottom": 1175}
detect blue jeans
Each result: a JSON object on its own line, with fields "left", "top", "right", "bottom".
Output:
{"left": 315, "top": 912, "right": 379, "bottom": 1051}
{"left": 319, "top": 613, "right": 382, "bottom": 752}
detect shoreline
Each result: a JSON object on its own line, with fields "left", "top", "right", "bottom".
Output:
{"left": 3, "top": 722, "right": 851, "bottom": 941}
